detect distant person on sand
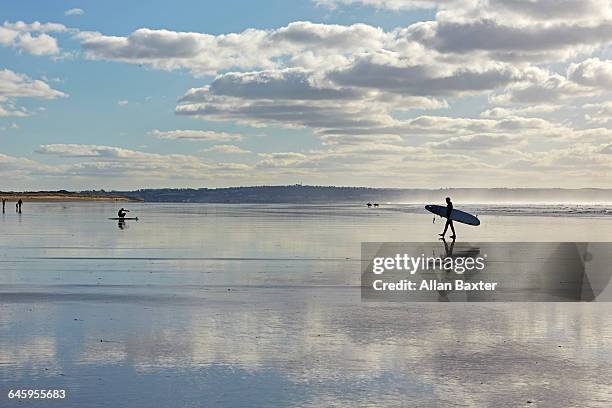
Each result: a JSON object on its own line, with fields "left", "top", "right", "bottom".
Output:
{"left": 439, "top": 197, "right": 456, "bottom": 240}
{"left": 17, "top": 199, "right": 23, "bottom": 213}
{"left": 2, "top": 198, "right": 5, "bottom": 213}
{"left": 118, "top": 207, "right": 129, "bottom": 219}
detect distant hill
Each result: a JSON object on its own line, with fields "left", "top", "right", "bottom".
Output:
{"left": 78, "top": 185, "right": 612, "bottom": 204}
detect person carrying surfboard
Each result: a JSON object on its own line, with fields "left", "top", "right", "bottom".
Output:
{"left": 118, "top": 207, "right": 129, "bottom": 219}
{"left": 439, "top": 197, "right": 456, "bottom": 240}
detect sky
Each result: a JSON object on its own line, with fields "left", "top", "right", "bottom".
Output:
{"left": 1, "top": 0, "right": 612, "bottom": 190}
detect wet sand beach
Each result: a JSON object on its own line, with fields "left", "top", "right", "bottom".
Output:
{"left": 2, "top": 203, "right": 612, "bottom": 407}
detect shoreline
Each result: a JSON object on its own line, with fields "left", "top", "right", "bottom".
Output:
{"left": 0, "top": 192, "right": 138, "bottom": 202}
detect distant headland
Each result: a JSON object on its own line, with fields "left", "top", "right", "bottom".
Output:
{"left": 80, "top": 184, "right": 612, "bottom": 204}
{"left": 0, "top": 190, "right": 138, "bottom": 202}
{"left": 6, "top": 185, "right": 609, "bottom": 204}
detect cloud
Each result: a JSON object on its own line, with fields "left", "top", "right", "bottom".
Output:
{"left": 320, "top": 134, "right": 403, "bottom": 145}
{"left": 176, "top": 67, "right": 452, "bottom": 136}
{"left": 176, "top": 64, "right": 570, "bottom": 142}
{"left": 204, "top": 68, "right": 358, "bottom": 100}
{"left": 0, "top": 104, "right": 29, "bottom": 117}
{"left": 328, "top": 53, "right": 521, "bottom": 96}
{"left": 150, "top": 129, "right": 243, "bottom": 141}
{"left": 256, "top": 152, "right": 310, "bottom": 168}
{"left": 567, "top": 58, "right": 612, "bottom": 89}
{"left": 427, "top": 133, "right": 523, "bottom": 150}
{"left": 36, "top": 144, "right": 168, "bottom": 159}
{"left": 491, "top": 69, "right": 593, "bottom": 105}
{"left": 34, "top": 144, "right": 250, "bottom": 179}
{"left": 0, "top": 69, "right": 66, "bottom": 117}
{"left": 3, "top": 21, "right": 68, "bottom": 33}
{"left": 0, "top": 21, "right": 66, "bottom": 56}
{"left": 78, "top": 22, "right": 389, "bottom": 76}
{"left": 0, "top": 69, "right": 66, "bottom": 100}
{"left": 404, "top": 18, "right": 612, "bottom": 62}
{"left": 484, "top": 0, "right": 611, "bottom": 22}
{"left": 583, "top": 102, "right": 612, "bottom": 125}
{"left": 177, "top": 70, "right": 394, "bottom": 131}
{"left": 65, "top": 8, "right": 85, "bottom": 16}
{"left": 176, "top": 90, "right": 395, "bottom": 132}
{"left": 0, "top": 152, "right": 59, "bottom": 176}
{"left": 480, "top": 105, "right": 560, "bottom": 118}
{"left": 117, "top": 100, "right": 129, "bottom": 106}
{"left": 14, "top": 32, "right": 59, "bottom": 55}
{"left": 202, "top": 145, "right": 251, "bottom": 154}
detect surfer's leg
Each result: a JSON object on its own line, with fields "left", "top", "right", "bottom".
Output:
{"left": 449, "top": 220, "right": 456, "bottom": 239}
{"left": 440, "top": 219, "right": 450, "bottom": 236}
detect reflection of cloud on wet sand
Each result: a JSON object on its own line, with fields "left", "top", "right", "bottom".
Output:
{"left": 0, "top": 335, "right": 58, "bottom": 373}
{"left": 3, "top": 290, "right": 612, "bottom": 406}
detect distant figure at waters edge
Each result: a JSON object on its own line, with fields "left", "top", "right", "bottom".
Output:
{"left": 118, "top": 207, "right": 129, "bottom": 219}
{"left": 17, "top": 199, "right": 23, "bottom": 213}
{"left": 2, "top": 198, "right": 5, "bottom": 213}
{"left": 439, "top": 197, "right": 456, "bottom": 240}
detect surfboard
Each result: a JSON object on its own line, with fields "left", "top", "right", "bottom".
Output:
{"left": 425, "top": 205, "right": 479, "bottom": 226}
{"left": 108, "top": 217, "right": 139, "bottom": 220}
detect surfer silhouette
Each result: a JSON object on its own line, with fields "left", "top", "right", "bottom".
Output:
{"left": 439, "top": 197, "right": 456, "bottom": 240}
{"left": 118, "top": 208, "right": 129, "bottom": 219}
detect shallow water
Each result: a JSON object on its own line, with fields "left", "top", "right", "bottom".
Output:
{"left": 1, "top": 203, "right": 612, "bottom": 407}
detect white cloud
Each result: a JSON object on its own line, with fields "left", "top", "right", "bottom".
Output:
{"left": 491, "top": 69, "right": 594, "bottom": 105}
{"left": 427, "top": 133, "right": 523, "bottom": 150}
{"left": 0, "top": 70, "right": 66, "bottom": 100}
{"left": 117, "top": 100, "right": 129, "bottom": 106}
{"left": 0, "top": 69, "right": 66, "bottom": 117}
{"left": 256, "top": 152, "right": 310, "bottom": 168}
{"left": 0, "top": 21, "right": 66, "bottom": 56}
{"left": 150, "top": 129, "right": 243, "bottom": 141}
{"left": 65, "top": 8, "right": 85, "bottom": 16}
{"left": 0, "top": 152, "right": 58, "bottom": 176}
{"left": 3, "top": 21, "right": 68, "bottom": 33}
{"left": 202, "top": 145, "right": 251, "bottom": 154}
{"left": 10, "top": 32, "right": 59, "bottom": 56}
{"left": 78, "top": 22, "right": 389, "bottom": 76}
{"left": 567, "top": 58, "right": 612, "bottom": 89}
{"left": 480, "top": 105, "right": 560, "bottom": 118}
{"left": 583, "top": 102, "right": 612, "bottom": 125}
{"left": 36, "top": 144, "right": 165, "bottom": 159}
{"left": 0, "top": 104, "right": 29, "bottom": 117}
{"left": 33, "top": 144, "right": 251, "bottom": 181}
